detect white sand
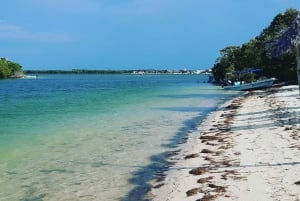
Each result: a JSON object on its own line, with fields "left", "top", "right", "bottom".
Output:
{"left": 150, "top": 85, "right": 300, "bottom": 201}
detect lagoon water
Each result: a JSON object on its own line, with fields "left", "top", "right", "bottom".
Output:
{"left": 0, "top": 74, "right": 239, "bottom": 201}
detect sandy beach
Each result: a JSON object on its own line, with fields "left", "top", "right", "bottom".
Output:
{"left": 150, "top": 85, "right": 300, "bottom": 201}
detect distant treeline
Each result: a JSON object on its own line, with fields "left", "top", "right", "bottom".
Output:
{"left": 25, "top": 69, "right": 132, "bottom": 74}
{"left": 25, "top": 69, "right": 171, "bottom": 75}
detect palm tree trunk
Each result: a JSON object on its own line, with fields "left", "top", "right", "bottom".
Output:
{"left": 297, "top": 43, "right": 300, "bottom": 94}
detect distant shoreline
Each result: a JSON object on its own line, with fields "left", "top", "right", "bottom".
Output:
{"left": 24, "top": 69, "right": 212, "bottom": 75}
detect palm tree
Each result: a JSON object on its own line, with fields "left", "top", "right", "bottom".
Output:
{"left": 267, "top": 12, "right": 300, "bottom": 94}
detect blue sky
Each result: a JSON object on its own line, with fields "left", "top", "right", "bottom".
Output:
{"left": 0, "top": 0, "right": 299, "bottom": 70}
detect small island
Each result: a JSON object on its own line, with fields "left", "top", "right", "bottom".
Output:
{"left": 0, "top": 58, "right": 23, "bottom": 79}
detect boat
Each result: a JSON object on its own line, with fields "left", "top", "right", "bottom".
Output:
{"left": 222, "top": 68, "right": 276, "bottom": 91}
{"left": 223, "top": 77, "right": 276, "bottom": 91}
{"left": 23, "top": 74, "right": 38, "bottom": 79}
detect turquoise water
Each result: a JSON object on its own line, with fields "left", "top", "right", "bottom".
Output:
{"left": 0, "top": 74, "right": 239, "bottom": 201}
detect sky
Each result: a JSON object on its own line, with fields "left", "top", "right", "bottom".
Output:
{"left": 0, "top": 0, "right": 299, "bottom": 70}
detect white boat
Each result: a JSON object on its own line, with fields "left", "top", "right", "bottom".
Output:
{"left": 23, "top": 74, "right": 38, "bottom": 79}
{"left": 223, "top": 78, "right": 276, "bottom": 91}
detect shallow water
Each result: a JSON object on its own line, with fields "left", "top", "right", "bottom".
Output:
{"left": 0, "top": 74, "right": 239, "bottom": 201}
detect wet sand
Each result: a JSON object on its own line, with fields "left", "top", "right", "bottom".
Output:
{"left": 149, "top": 85, "right": 300, "bottom": 201}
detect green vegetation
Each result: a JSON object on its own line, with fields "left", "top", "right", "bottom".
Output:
{"left": 25, "top": 69, "right": 134, "bottom": 75}
{"left": 24, "top": 69, "right": 192, "bottom": 75}
{"left": 0, "top": 58, "right": 23, "bottom": 79}
{"left": 212, "top": 8, "right": 299, "bottom": 84}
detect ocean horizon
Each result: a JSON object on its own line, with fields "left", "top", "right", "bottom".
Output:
{"left": 0, "top": 74, "right": 240, "bottom": 201}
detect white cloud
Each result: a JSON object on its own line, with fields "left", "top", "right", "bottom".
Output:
{"left": 0, "top": 21, "right": 71, "bottom": 42}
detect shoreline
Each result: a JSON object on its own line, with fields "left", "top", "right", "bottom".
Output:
{"left": 149, "top": 85, "right": 300, "bottom": 201}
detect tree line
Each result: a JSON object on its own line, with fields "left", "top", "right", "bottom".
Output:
{"left": 25, "top": 69, "right": 134, "bottom": 75}
{"left": 212, "top": 8, "right": 299, "bottom": 84}
{"left": 0, "top": 58, "right": 23, "bottom": 79}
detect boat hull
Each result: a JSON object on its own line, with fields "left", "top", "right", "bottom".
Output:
{"left": 223, "top": 78, "right": 276, "bottom": 91}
